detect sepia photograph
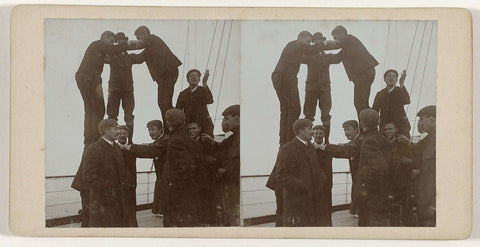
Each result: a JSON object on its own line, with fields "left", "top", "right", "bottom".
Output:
{"left": 45, "top": 19, "right": 240, "bottom": 228}
{"left": 241, "top": 20, "right": 437, "bottom": 227}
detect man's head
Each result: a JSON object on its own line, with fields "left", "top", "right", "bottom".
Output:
{"left": 313, "top": 32, "right": 326, "bottom": 43}
{"left": 187, "top": 122, "right": 202, "bottom": 139}
{"left": 342, "top": 120, "right": 359, "bottom": 140}
{"left": 359, "top": 108, "right": 380, "bottom": 131}
{"left": 293, "top": 119, "right": 313, "bottom": 142}
{"left": 100, "top": 31, "right": 116, "bottom": 46}
{"left": 115, "top": 32, "right": 129, "bottom": 44}
{"left": 186, "top": 69, "right": 201, "bottom": 87}
{"left": 384, "top": 122, "right": 398, "bottom": 140}
{"left": 117, "top": 125, "right": 130, "bottom": 144}
{"left": 134, "top": 25, "right": 150, "bottom": 41}
{"left": 98, "top": 119, "right": 119, "bottom": 141}
{"left": 297, "top": 31, "right": 313, "bottom": 46}
{"left": 384, "top": 69, "right": 399, "bottom": 88}
{"left": 146, "top": 120, "right": 163, "bottom": 140}
{"left": 312, "top": 125, "right": 326, "bottom": 144}
{"left": 222, "top": 105, "right": 240, "bottom": 133}
{"left": 331, "top": 25, "right": 348, "bottom": 43}
{"left": 417, "top": 105, "right": 436, "bottom": 134}
{"left": 165, "top": 109, "right": 186, "bottom": 131}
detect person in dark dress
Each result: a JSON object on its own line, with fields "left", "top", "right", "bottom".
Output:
{"left": 134, "top": 25, "right": 182, "bottom": 129}
{"left": 176, "top": 69, "right": 214, "bottom": 137}
{"left": 373, "top": 69, "right": 411, "bottom": 139}
{"left": 105, "top": 32, "right": 145, "bottom": 144}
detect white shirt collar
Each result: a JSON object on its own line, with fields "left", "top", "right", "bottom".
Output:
{"left": 190, "top": 85, "right": 199, "bottom": 92}
{"left": 156, "top": 133, "right": 165, "bottom": 141}
{"left": 387, "top": 86, "right": 395, "bottom": 93}
{"left": 102, "top": 136, "right": 114, "bottom": 146}
{"left": 296, "top": 136, "right": 308, "bottom": 146}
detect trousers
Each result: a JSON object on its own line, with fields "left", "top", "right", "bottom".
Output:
{"left": 303, "top": 90, "right": 332, "bottom": 123}
{"left": 272, "top": 72, "right": 301, "bottom": 145}
{"left": 353, "top": 67, "right": 376, "bottom": 117}
{"left": 156, "top": 68, "right": 179, "bottom": 125}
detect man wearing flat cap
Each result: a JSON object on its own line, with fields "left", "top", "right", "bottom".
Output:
{"left": 303, "top": 33, "right": 342, "bottom": 144}
{"left": 161, "top": 109, "right": 201, "bottom": 227}
{"left": 105, "top": 32, "right": 145, "bottom": 144}
{"left": 355, "top": 108, "right": 393, "bottom": 226}
{"left": 81, "top": 119, "right": 133, "bottom": 227}
{"left": 201, "top": 104, "right": 241, "bottom": 226}
{"left": 272, "top": 31, "right": 340, "bottom": 146}
{"left": 319, "top": 119, "right": 363, "bottom": 217}
{"left": 400, "top": 105, "right": 436, "bottom": 226}
{"left": 275, "top": 118, "right": 329, "bottom": 226}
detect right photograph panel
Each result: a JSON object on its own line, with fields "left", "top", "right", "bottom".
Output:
{"left": 241, "top": 20, "right": 437, "bottom": 227}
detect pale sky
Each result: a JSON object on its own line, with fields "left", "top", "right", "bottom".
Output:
{"left": 45, "top": 19, "right": 436, "bottom": 177}
{"left": 46, "top": 19, "right": 240, "bottom": 176}
{"left": 241, "top": 20, "right": 437, "bottom": 176}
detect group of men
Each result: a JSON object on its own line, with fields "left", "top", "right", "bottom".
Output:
{"left": 268, "top": 25, "right": 436, "bottom": 227}
{"left": 71, "top": 25, "right": 241, "bottom": 227}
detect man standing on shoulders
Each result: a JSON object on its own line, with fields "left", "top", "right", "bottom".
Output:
{"left": 331, "top": 25, "right": 379, "bottom": 117}
{"left": 276, "top": 119, "right": 328, "bottom": 226}
{"left": 134, "top": 25, "right": 182, "bottom": 128}
{"left": 82, "top": 119, "right": 133, "bottom": 227}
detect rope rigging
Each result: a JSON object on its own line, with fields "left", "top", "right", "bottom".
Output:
{"left": 179, "top": 20, "right": 191, "bottom": 92}
{"left": 406, "top": 21, "right": 428, "bottom": 116}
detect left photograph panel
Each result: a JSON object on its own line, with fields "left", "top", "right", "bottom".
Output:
{"left": 45, "top": 19, "right": 241, "bottom": 228}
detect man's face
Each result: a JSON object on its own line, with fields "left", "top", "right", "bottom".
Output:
{"left": 222, "top": 115, "right": 240, "bottom": 133}
{"left": 116, "top": 129, "right": 129, "bottom": 144}
{"left": 384, "top": 71, "right": 398, "bottom": 87}
{"left": 298, "top": 35, "right": 312, "bottom": 46}
{"left": 135, "top": 32, "right": 149, "bottom": 42}
{"left": 313, "top": 129, "right": 326, "bottom": 144}
{"left": 187, "top": 72, "right": 201, "bottom": 86}
{"left": 104, "top": 127, "right": 118, "bottom": 141}
{"left": 384, "top": 123, "right": 398, "bottom": 140}
{"left": 298, "top": 126, "right": 313, "bottom": 142}
{"left": 187, "top": 123, "right": 201, "bottom": 139}
{"left": 147, "top": 125, "right": 163, "bottom": 140}
{"left": 101, "top": 35, "right": 115, "bottom": 46}
{"left": 417, "top": 115, "right": 435, "bottom": 134}
{"left": 343, "top": 126, "right": 358, "bottom": 140}
{"left": 332, "top": 32, "right": 347, "bottom": 43}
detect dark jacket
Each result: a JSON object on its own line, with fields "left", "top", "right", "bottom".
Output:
{"left": 106, "top": 52, "right": 144, "bottom": 92}
{"left": 373, "top": 86, "right": 411, "bottom": 125}
{"left": 176, "top": 86, "right": 214, "bottom": 126}
{"left": 214, "top": 129, "right": 241, "bottom": 226}
{"left": 130, "top": 134, "right": 169, "bottom": 178}
{"left": 121, "top": 149, "right": 138, "bottom": 227}
{"left": 325, "top": 134, "right": 363, "bottom": 177}
{"left": 276, "top": 138, "right": 329, "bottom": 226}
{"left": 139, "top": 34, "right": 182, "bottom": 81}
{"left": 304, "top": 52, "right": 342, "bottom": 92}
{"left": 77, "top": 40, "right": 128, "bottom": 77}
{"left": 81, "top": 138, "right": 133, "bottom": 227}
{"left": 413, "top": 130, "right": 436, "bottom": 224}
{"left": 273, "top": 40, "right": 332, "bottom": 78}
{"left": 162, "top": 126, "right": 201, "bottom": 226}
{"left": 337, "top": 34, "right": 379, "bottom": 82}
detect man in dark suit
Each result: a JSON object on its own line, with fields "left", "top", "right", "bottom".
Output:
{"left": 76, "top": 31, "right": 143, "bottom": 146}
{"left": 105, "top": 32, "right": 145, "bottom": 144}
{"left": 373, "top": 69, "right": 411, "bottom": 139}
{"left": 176, "top": 69, "right": 214, "bottom": 137}
{"left": 162, "top": 109, "right": 202, "bottom": 227}
{"left": 272, "top": 31, "right": 340, "bottom": 146}
{"left": 312, "top": 125, "right": 333, "bottom": 226}
{"left": 134, "top": 25, "right": 182, "bottom": 127}
{"left": 319, "top": 120, "right": 363, "bottom": 217}
{"left": 119, "top": 120, "right": 169, "bottom": 216}
{"left": 303, "top": 32, "right": 342, "bottom": 143}
{"left": 81, "top": 119, "right": 134, "bottom": 227}
{"left": 116, "top": 125, "right": 138, "bottom": 227}
{"left": 331, "top": 25, "right": 379, "bottom": 117}
{"left": 356, "top": 108, "right": 393, "bottom": 226}
{"left": 275, "top": 118, "right": 329, "bottom": 226}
